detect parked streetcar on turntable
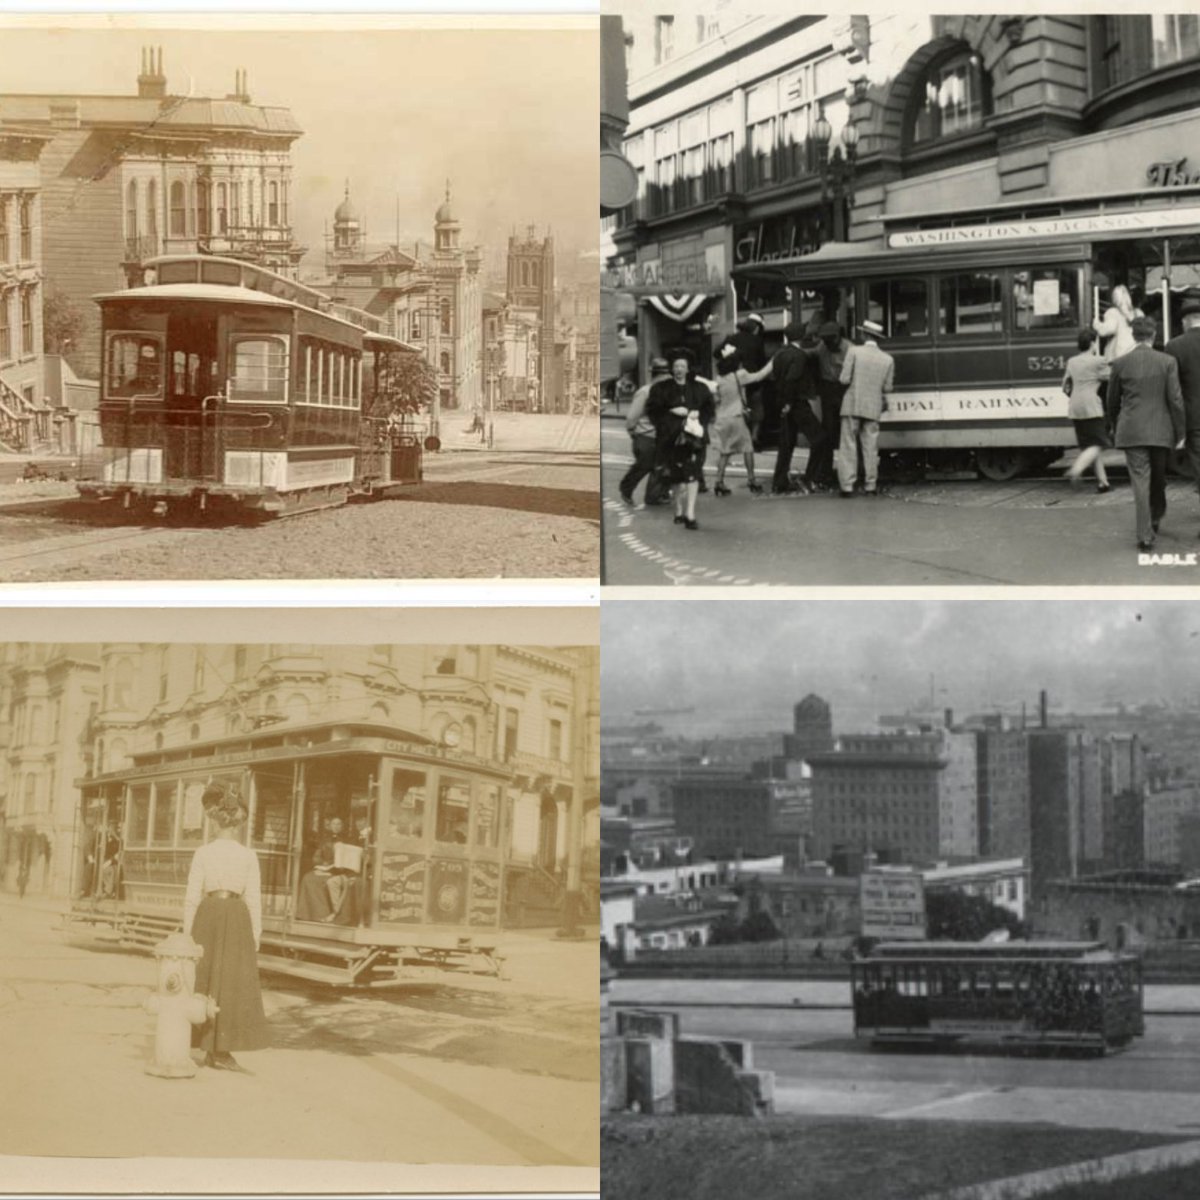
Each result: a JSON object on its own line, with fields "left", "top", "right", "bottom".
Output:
{"left": 79, "top": 254, "right": 432, "bottom": 517}
{"left": 67, "top": 717, "right": 517, "bottom": 986}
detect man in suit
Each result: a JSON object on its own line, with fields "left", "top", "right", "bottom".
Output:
{"left": 1164, "top": 297, "right": 1200, "bottom": 531}
{"left": 837, "top": 319, "right": 895, "bottom": 497}
{"left": 770, "top": 321, "right": 826, "bottom": 495}
{"left": 1107, "top": 315, "right": 1186, "bottom": 550}
{"left": 812, "top": 321, "right": 852, "bottom": 490}
{"left": 619, "top": 358, "right": 671, "bottom": 507}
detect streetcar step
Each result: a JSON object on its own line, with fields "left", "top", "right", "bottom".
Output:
{"left": 257, "top": 953, "right": 359, "bottom": 986}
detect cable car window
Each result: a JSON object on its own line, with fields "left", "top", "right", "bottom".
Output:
{"left": 180, "top": 780, "right": 207, "bottom": 845}
{"left": 388, "top": 769, "right": 426, "bottom": 839}
{"left": 128, "top": 785, "right": 151, "bottom": 845}
{"left": 151, "top": 782, "right": 178, "bottom": 845}
{"left": 475, "top": 784, "right": 499, "bottom": 848}
{"left": 1013, "top": 268, "right": 1079, "bottom": 331}
{"left": 228, "top": 336, "right": 288, "bottom": 403}
{"left": 939, "top": 272, "right": 1003, "bottom": 336}
{"left": 156, "top": 260, "right": 197, "bottom": 285}
{"left": 106, "top": 333, "right": 165, "bottom": 398}
{"left": 867, "top": 278, "right": 930, "bottom": 338}
{"left": 201, "top": 261, "right": 242, "bottom": 287}
{"left": 436, "top": 778, "right": 471, "bottom": 845}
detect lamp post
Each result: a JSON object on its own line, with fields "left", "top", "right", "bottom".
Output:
{"left": 812, "top": 104, "right": 859, "bottom": 244}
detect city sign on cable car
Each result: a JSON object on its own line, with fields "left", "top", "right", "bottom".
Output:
{"left": 860, "top": 870, "right": 926, "bottom": 941}
{"left": 888, "top": 205, "right": 1200, "bottom": 250}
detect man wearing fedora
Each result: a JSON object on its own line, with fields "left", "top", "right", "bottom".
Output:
{"left": 1165, "top": 296, "right": 1200, "bottom": 529}
{"left": 837, "top": 319, "right": 895, "bottom": 497}
{"left": 620, "top": 357, "right": 671, "bottom": 507}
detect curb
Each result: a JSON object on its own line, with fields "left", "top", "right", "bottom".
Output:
{"left": 924, "top": 1137, "right": 1200, "bottom": 1200}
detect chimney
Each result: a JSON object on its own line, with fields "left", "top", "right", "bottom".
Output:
{"left": 1039, "top": 689, "right": 1049, "bottom": 729}
{"left": 227, "top": 68, "right": 251, "bottom": 105}
{"left": 944, "top": 707, "right": 954, "bottom": 730}
{"left": 137, "top": 45, "right": 167, "bottom": 99}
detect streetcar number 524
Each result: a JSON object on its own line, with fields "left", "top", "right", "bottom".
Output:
{"left": 1027, "top": 355, "right": 1066, "bottom": 372}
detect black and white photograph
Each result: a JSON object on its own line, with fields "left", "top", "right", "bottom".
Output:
{"left": 0, "top": 611, "right": 598, "bottom": 1195}
{"left": 601, "top": 8, "right": 1200, "bottom": 585}
{"left": 601, "top": 598, "right": 1200, "bottom": 1198}
{"left": 0, "top": 13, "right": 599, "bottom": 583}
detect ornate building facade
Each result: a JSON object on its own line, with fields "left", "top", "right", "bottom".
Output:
{"left": 0, "top": 48, "right": 304, "bottom": 377}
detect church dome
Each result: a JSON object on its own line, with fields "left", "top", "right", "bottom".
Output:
{"left": 435, "top": 182, "right": 458, "bottom": 225}
{"left": 334, "top": 186, "right": 359, "bottom": 224}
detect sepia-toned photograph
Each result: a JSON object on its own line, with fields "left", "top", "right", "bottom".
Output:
{"left": 601, "top": 598, "right": 1200, "bottom": 1197}
{"left": 0, "top": 13, "right": 599, "bottom": 583}
{"left": 0, "top": 617, "right": 598, "bottom": 1194}
{"left": 601, "top": 8, "right": 1200, "bottom": 586}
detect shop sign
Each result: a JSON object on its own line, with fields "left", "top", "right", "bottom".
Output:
{"left": 603, "top": 242, "right": 726, "bottom": 294}
{"left": 889, "top": 205, "right": 1200, "bottom": 249}
{"left": 734, "top": 212, "right": 823, "bottom": 266}
{"left": 1147, "top": 158, "right": 1200, "bottom": 188}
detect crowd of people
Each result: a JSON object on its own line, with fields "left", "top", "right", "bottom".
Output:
{"left": 618, "top": 313, "right": 896, "bottom": 532}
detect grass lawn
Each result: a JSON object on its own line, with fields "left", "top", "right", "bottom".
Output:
{"left": 601, "top": 1115, "right": 1191, "bottom": 1200}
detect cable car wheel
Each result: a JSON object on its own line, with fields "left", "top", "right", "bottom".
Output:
{"left": 975, "top": 448, "right": 1030, "bottom": 482}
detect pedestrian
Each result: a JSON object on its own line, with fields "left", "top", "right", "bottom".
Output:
{"left": 646, "top": 349, "right": 716, "bottom": 531}
{"left": 813, "top": 321, "right": 852, "bottom": 489}
{"left": 837, "top": 319, "right": 895, "bottom": 497}
{"left": 710, "top": 338, "right": 771, "bottom": 497}
{"left": 182, "top": 783, "right": 270, "bottom": 1073}
{"left": 1163, "top": 297, "right": 1200, "bottom": 530}
{"left": 618, "top": 358, "right": 671, "bottom": 508}
{"left": 1093, "top": 284, "right": 1142, "bottom": 362}
{"left": 733, "top": 313, "right": 768, "bottom": 447}
{"left": 1106, "top": 315, "right": 1186, "bottom": 551}
{"left": 770, "top": 321, "right": 826, "bottom": 495}
{"left": 1063, "top": 328, "right": 1113, "bottom": 492}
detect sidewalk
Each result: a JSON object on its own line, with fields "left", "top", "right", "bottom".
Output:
{"left": 0, "top": 896, "right": 598, "bottom": 1191}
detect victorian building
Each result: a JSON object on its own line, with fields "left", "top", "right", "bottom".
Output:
{"left": 0, "top": 48, "right": 304, "bottom": 377}
{"left": 506, "top": 226, "right": 555, "bottom": 410}
{"left": 321, "top": 183, "right": 483, "bottom": 419}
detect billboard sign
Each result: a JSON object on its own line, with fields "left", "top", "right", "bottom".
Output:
{"left": 860, "top": 871, "right": 926, "bottom": 940}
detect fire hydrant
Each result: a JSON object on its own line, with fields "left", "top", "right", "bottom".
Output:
{"left": 143, "top": 932, "right": 217, "bottom": 1078}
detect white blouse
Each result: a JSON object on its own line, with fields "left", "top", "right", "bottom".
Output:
{"left": 183, "top": 838, "right": 263, "bottom": 949}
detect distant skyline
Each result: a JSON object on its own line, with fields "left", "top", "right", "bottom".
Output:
{"left": 603, "top": 601, "right": 1200, "bottom": 737}
{"left": 0, "top": 19, "right": 597, "bottom": 276}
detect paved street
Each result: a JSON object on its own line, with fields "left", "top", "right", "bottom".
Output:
{"left": 0, "top": 895, "right": 598, "bottom": 1193}
{"left": 612, "top": 977, "right": 1200, "bottom": 1135}
{"left": 601, "top": 422, "right": 1200, "bottom": 586}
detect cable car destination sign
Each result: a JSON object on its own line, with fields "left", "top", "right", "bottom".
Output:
{"left": 860, "top": 870, "right": 927, "bottom": 940}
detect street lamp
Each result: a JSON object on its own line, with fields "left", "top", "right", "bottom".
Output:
{"left": 812, "top": 104, "right": 859, "bottom": 242}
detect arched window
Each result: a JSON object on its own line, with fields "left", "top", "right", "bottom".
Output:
{"left": 169, "top": 181, "right": 186, "bottom": 237}
{"left": 285, "top": 693, "right": 310, "bottom": 723}
{"left": 126, "top": 179, "right": 139, "bottom": 240}
{"left": 216, "top": 183, "right": 227, "bottom": 233}
{"left": 440, "top": 351, "right": 450, "bottom": 373}
{"left": 196, "top": 181, "right": 210, "bottom": 236}
{"left": 440, "top": 298, "right": 452, "bottom": 336}
{"left": 370, "top": 701, "right": 391, "bottom": 722}
{"left": 112, "top": 658, "right": 134, "bottom": 710}
{"left": 908, "top": 49, "right": 991, "bottom": 146}
{"left": 189, "top": 723, "right": 200, "bottom": 741}
{"left": 410, "top": 312, "right": 421, "bottom": 340}
{"left": 268, "top": 180, "right": 279, "bottom": 226}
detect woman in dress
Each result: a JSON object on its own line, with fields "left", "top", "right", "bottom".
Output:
{"left": 1093, "top": 284, "right": 1142, "bottom": 362}
{"left": 646, "top": 350, "right": 716, "bottom": 530}
{"left": 182, "top": 784, "right": 270, "bottom": 1073}
{"left": 1063, "top": 328, "right": 1113, "bottom": 492}
{"left": 709, "top": 339, "right": 773, "bottom": 497}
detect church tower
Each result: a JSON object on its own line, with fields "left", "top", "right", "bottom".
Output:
{"left": 506, "top": 226, "right": 555, "bottom": 411}
{"left": 331, "top": 182, "right": 362, "bottom": 256}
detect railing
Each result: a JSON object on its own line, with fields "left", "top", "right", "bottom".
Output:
{"left": 0, "top": 375, "right": 51, "bottom": 451}
{"left": 510, "top": 750, "right": 569, "bottom": 780}
{"left": 0, "top": 394, "right": 29, "bottom": 450}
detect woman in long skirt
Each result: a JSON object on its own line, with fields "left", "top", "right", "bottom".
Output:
{"left": 182, "top": 784, "right": 270, "bottom": 1073}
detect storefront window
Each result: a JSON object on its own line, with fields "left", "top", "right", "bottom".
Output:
{"left": 910, "top": 50, "right": 990, "bottom": 146}
{"left": 938, "top": 272, "right": 1003, "bottom": 336}
{"left": 867, "top": 278, "right": 931, "bottom": 339}
{"left": 1012, "top": 268, "right": 1080, "bottom": 332}
{"left": 388, "top": 769, "right": 426, "bottom": 839}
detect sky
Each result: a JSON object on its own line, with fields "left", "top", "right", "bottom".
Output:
{"left": 602, "top": 600, "right": 1200, "bottom": 736}
{"left": 0, "top": 18, "right": 597, "bottom": 279}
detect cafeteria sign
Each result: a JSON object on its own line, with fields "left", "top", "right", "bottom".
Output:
{"left": 860, "top": 871, "right": 926, "bottom": 940}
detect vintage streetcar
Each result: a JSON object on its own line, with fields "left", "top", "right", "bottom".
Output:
{"left": 739, "top": 206, "right": 1200, "bottom": 480}
{"left": 851, "top": 940, "right": 1145, "bottom": 1055}
{"left": 79, "top": 254, "right": 431, "bottom": 517}
{"left": 66, "top": 717, "right": 527, "bottom": 987}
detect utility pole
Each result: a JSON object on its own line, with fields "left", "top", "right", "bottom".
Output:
{"left": 558, "top": 647, "right": 597, "bottom": 938}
